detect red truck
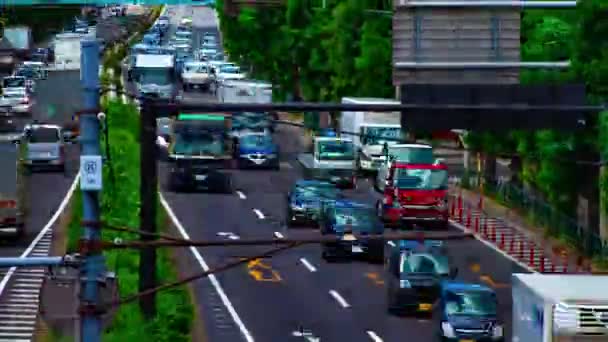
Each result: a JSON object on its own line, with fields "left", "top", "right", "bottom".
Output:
{"left": 376, "top": 161, "right": 449, "bottom": 229}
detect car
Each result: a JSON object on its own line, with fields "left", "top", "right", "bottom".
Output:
{"left": 285, "top": 180, "right": 342, "bottom": 227}
{"left": 0, "top": 89, "right": 33, "bottom": 116}
{"left": 386, "top": 239, "right": 457, "bottom": 315}
{"left": 11, "top": 70, "right": 36, "bottom": 93}
{"left": 437, "top": 282, "right": 503, "bottom": 341}
{"left": 230, "top": 114, "right": 272, "bottom": 139}
{"left": 319, "top": 200, "right": 385, "bottom": 263}
{"left": 236, "top": 133, "right": 279, "bottom": 169}
{"left": 23, "top": 123, "right": 69, "bottom": 172}
{"left": 2, "top": 76, "right": 29, "bottom": 94}
{"left": 21, "top": 61, "right": 48, "bottom": 79}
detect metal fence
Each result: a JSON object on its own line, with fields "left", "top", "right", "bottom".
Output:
{"left": 460, "top": 171, "right": 608, "bottom": 259}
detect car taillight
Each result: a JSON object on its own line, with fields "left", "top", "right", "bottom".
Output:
{"left": 21, "top": 98, "right": 29, "bottom": 104}
{"left": 0, "top": 200, "right": 16, "bottom": 209}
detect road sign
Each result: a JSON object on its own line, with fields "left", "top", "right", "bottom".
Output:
{"left": 80, "top": 155, "right": 102, "bottom": 191}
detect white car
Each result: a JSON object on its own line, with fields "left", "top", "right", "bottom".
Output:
{"left": 181, "top": 61, "right": 214, "bottom": 91}
{"left": 0, "top": 89, "right": 33, "bottom": 116}
{"left": 216, "top": 63, "right": 246, "bottom": 83}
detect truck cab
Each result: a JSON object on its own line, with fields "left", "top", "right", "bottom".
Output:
{"left": 298, "top": 137, "right": 357, "bottom": 189}
{"left": 438, "top": 282, "right": 503, "bottom": 342}
{"left": 376, "top": 160, "right": 449, "bottom": 229}
{"left": 132, "top": 54, "right": 176, "bottom": 101}
{"left": 386, "top": 239, "right": 457, "bottom": 315}
{"left": 375, "top": 143, "right": 436, "bottom": 192}
{"left": 167, "top": 113, "right": 234, "bottom": 193}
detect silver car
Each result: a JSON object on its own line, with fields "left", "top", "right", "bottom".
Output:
{"left": 0, "top": 89, "right": 33, "bottom": 116}
{"left": 23, "top": 124, "right": 67, "bottom": 172}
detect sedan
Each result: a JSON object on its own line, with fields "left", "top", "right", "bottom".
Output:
{"left": 0, "top": 90, "right": 33, "bottom": 116}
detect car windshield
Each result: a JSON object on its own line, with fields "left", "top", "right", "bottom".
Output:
{"left": 317, "top": 140, "right": 354, "bottom": 161}
{"left": 184, "top": 64, "right": 208, "bottom": 73}
{"left": 173, "top": 131, "right": 223, "bottom": 155}
{"left": 389, "top": 146, "right": 435, "bottom": 164}
{"left": 15, "top": 68, "right": 35, "bottom": 78}
{"left": 29, "top": 127, "right": 59, "bottom": 143}
{"left": 240, "top": 134, "right": 272, "bottom": 147}
{"left": 363, "top": 126, "right": 402, "bottom": 145}
{"left": 4, "top": 92, "right": 24, "bottom": 99}
{"left": 401, "top": 253, "right": 450, "bottom": 275}
{"left": 219, "top": 65, "right": 240, "bottom": 74}
{"left": 334, "top": 208, "right": 376, "bottom": 227}
{"left": 3, "top": 78, "right": 25, "bottom": 88}
{"left": 295, "top": 186, "right": 338, "bottom": 200}
{"left": 445, "top": 291, "right": 497, "bottom": 316}
{"left": 395, "top": 168, "right": 448, "bottom": 190}
{"left": 140, "top": 69, "right": 171, "bottom": 85}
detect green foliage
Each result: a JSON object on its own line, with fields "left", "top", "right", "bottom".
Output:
{"left": 216, "top": 0, "right": 393, "bottom": 101}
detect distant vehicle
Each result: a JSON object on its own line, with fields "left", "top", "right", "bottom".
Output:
{"left": 386, "top": 240, "right": 457, "bottom": 315}
{"left": 285, "top": 180, "right": 342, "bottom": 227}
{"left": 0, "top": 138, "right": 29, "bottom": 239}
{"left": 319, "top": 200, "right": 384, "bottom": 263}
{"left": 198, "top": 48, "right": 218, "bottom": 60}
{"left": 438, "top": 282, "right": 503, "bottom": 341}
{"left": 236, "top": 133, "right": 279, "bottom": 169}
{"left": 229, "top": 113, "right": 272, "bottom": 140}
{"left": 142, "top": 33, "right": 160, "bottom": 46}
{"left": 30, "top": 47, "right": 54, "bottom": 64}
{"left": 21, "top": 61, "right": 48, "bottom": 79}
{"left": 13, "top": 67, "right": 38, "bottom": 92}
{"left": 181, "top": 61, "right": 214, "bottom": 91}
{"left": 215, "top": 63, "right": 246, "bottom": 83}
{"left": 374, "top": 143, "right": 436, "bottom": 192}
{"left": 0, "top": 89, "right": 32, "bottom": 116}
{"left": 376, "top": 160, "right": 449, "bottom": 229}
{"left": 23, "top": 123, "right": 68, "bottom": 172}
{"left": 157, "top": 16, "right": 170, "bottom": 31}
{"left": 297, "top": 136, "right": 357, "bottom": 189}
{"left": 174, "top": 30, "right": 192, "bottom": 42}
{"left": 166, "top": 113, "right": 235, "bottom": 193}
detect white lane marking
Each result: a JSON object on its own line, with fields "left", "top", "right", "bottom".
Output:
{"left": 217, "top": 232, "right": 240, "bottom": 240}
{"left": 160, "top": 193, "right": 255, "bottom": 342}
{"left": 0, "top": 321, "right": 35, "bottom": 326}
{"left": 273, "top": 231, "right": 284, "bottom": 239}
{"left": 299, "top": 258, "right": 317, "bottom": 273}
{"left": 367, "top": 331, "right": 384, "bottom": 342}
{"left": 450, "top": 220, "right": 537, "bottom": 273}
{"left": 0, "top": 314, "right": 36, "bottom": 319}
{"left": 0, "top": 175, "right": 80, "bottom": 296}
{"left": 0, "top": 326, "right": 34, "bottom": 331}
{"left": 253, "top": 209, "right": 265, "bottom": 219}
{"left": 0, "top": 304, "right": 38, "bottom": 308}
{"left": 0, "top": 308, "right": 36, "bottom": 313}
{"left": 387, "top": 241, "right": 396, "bottom": 247}
{"left": 328, "top": 290, "right": 350, "bottom": 308}
{"left": 236, "top": 191, "right": 246, "bottom": 199}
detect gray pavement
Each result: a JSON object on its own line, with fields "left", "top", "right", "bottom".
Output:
{"left": 159, "top": 5, "right": 528, "bottom": 342}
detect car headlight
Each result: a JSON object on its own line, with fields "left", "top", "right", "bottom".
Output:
{"left": 399, "top": 279, "right": 411, "bottom": 288}
{"left": 441, "top": 322, "right": 456, "bottom": 338}
{"left": 492, "top": 325, "right": 503, "bottom": 338}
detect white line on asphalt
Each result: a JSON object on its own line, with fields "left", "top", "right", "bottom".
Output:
{"left": 10, "top": 289, "right": 38, "bottom": 293}
{"left": 0, "top": 308, "right": 36, "bottom": 313}
{"left": 0, "top": 304, "right": 38, "bottom": 309}
{"left": 253, "top": 209, "right": 265, "bottom": 219}
{"left": 387, "top": 241, "right": 396, "bottom": 247}
{"left": 160, "top": 193, "right": 255, "bottom": 342}
{"left": 0, "top": 326, "right": 34, "bottom": 331}
{"left": 0, "top": 314, "right": 36, "bottom": 320}
{"left": 0, "top": 175, "right": 80, "bottom": 297}
{"left": 366, "top": 331, "right": 384, "bottom": 342}
{"left": 236, "top": 191, "right": 246, "bottom": 199}
{"left": 299, "top": 258, "right": 317, "bottom": 272}
{"left": 273, "top": 231, "right": 284, "bottom": 239}
{"left": 0, "top": 321, "right": 35, "bottom": 326}
{"left": 10, "top": 294, "right": 38, "bottom": 299}
{"left": 450, "top": 220, "right": 537, "bottom": 273}
{"left": 328, "top": 290, "right": 350, "bottom": 308}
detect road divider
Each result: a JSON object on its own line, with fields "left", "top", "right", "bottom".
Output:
{"left": 328, "top": 290, "right": 350, "bottom": 308}
{"left": 273, "top": 231, "right": 284, "bottom": 239}
{"left": 253, "top": 209, "right": 265, "bottom": 219}
{"left": 236, "top": 191, "right": 246, "bottom": 199}
{"left": 367, "top": 331, "right": 384, "bottom": 342}
{"left": 299, "top": 258, "right": 317, "bottom": 272}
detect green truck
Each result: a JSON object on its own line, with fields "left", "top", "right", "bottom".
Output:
{"left": 166, "top": 113, "right": 235, "bottom": 193}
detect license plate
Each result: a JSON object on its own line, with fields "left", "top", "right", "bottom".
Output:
{"left": 342, "top": 234, "right": 356, "bottom": 241}
{"left": 195, "top": 175, "right": 207, "bottom": 181}
{"left": 418, "top": 303, "right": 432, "bottom": 311}
{"left": 351, "top": 245, "right": 363, "bottom": 253}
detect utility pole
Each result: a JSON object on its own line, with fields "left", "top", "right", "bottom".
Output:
{"left": 139, "top": 97, "right": 158, "bottom": 318}
{"left": 79, "top": 39, "right": 103, "bottom": 342}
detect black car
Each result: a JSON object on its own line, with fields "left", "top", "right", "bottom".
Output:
{"left": 286, "top": 180, "right": 342, "bottom": 227}
{"left": 386, "top": 240, "right": 457, "bottom": 316}
{"left": 319, "top": 200, "right": 384, "bottom": 263}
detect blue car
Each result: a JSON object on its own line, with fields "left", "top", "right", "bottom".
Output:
{"left": 438, "top": 282, "right": 503, "bottom": 342}
{"left": 386, "top": 239, "right": 457, "bottom": 315}
{"left": 319, "top": 200, "right": 384, "bottom": 263}
{"left": 286, "top": 180, "right": 342, "bottom": 227}
{"left": 236, "top": 133, "right": 279, "bottom": 169}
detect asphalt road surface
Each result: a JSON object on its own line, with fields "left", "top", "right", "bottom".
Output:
{"left": 0, "top": 70, "right": 81, "bottom": 258}
{"left": 160, "top": 5, "right": 529, "bottom": 342}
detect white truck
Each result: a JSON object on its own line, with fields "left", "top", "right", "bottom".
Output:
{"left": 132, "top": 54, "right": 176, "bottom": 101}
{"left": 181, "top": 61, "right": 214, "bottom": 91}
{"left": 340, "top": 97, "right": 402, "bottom": 173}
{"left": 512, "top": 273, "right": 608, "bottom": 342}
{"left": 297, "top": 136, "right": 357, "bottom": 189}
{"left": 52, "top": 33, "right": 82, "bottom": 70}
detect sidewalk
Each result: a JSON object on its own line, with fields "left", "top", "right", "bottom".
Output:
{"left": 449, "top": 186, "right": 595, "bottom": 274}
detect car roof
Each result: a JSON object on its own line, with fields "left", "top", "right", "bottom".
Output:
{"left": 442, "top": 282, "right": 494, "bottom": 293}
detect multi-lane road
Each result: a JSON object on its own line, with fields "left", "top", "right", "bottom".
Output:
{"left": 159, "top": 5, "right": 529, "bottom": 342}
